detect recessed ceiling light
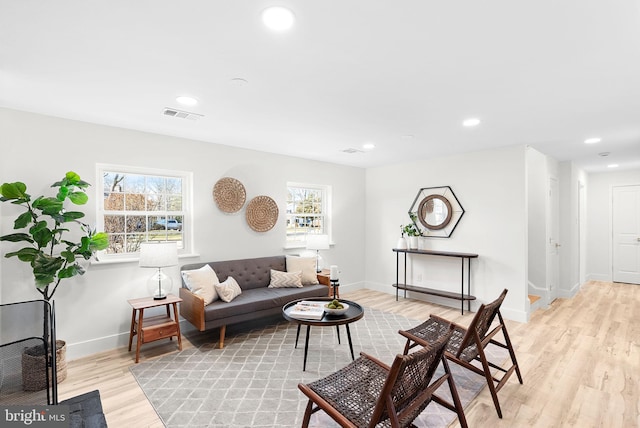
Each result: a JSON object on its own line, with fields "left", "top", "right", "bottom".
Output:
{"left": 176, "top": 96, "right": 198, "bottom": 106}
{"left": 262, "top": 6, "right": 295, "bottom": 31}
{"left": 401, "top": 135, "right": 414, "bottom": 140}
{"left": 584, "top": 137, "right": 601, "bottom": 144}
{"left": 362, "top": 143, "right": 376, "bottom": 150}
{"left": 607, "top": 164, "right": 619, "bottom": 168}
{"left": 462, "top": 118, "right": 481, "bottom": 127}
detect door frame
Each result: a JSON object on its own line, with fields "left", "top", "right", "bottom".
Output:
{"left": 611, "top": 184, "right": 640, "bottom": 284}
{"left": 547, "top": 176, "right": 560, "bottom": 303}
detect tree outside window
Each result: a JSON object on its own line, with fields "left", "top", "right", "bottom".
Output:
{"left": 286, "top": 184, "right": 330, "bottom": 245}
{"left": 100, "top": 168, "right": 188, "bottom": 255}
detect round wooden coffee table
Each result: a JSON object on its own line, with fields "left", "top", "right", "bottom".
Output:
{"left": 282, "top": 298, "right": 364, "bottom": 371}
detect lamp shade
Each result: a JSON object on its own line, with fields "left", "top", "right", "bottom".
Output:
{"left": 139, "top": 242, "right": 178, "bottom": 268}
{"left": 306, "top": 234, "right": 330, "bottom": 250}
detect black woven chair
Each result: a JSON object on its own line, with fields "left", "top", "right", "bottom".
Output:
{"left": 399, "top": 288, "right": 522, "bottom": 418}
{"left": 297, "top": 326, "right": 468, "bottom": 428}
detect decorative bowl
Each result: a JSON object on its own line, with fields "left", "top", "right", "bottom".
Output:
{"left": 324, "top": 302, "right": 349, "bottom": 316}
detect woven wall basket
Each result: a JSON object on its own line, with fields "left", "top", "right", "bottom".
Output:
{"left": 213, "top": 177, "right": 246, "bottom": 213}
{"left": 246, "top": 195, "right": 279, "bottom": 232}
{"left": 21, "top": 340, "right": 67, "bottom": 391}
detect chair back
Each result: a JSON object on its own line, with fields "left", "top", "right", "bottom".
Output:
{"left": 455, "top": 289, "right": 508, "bottom": 359}
{"left": 370, "top": 328, "right": 453, "bottom": 427}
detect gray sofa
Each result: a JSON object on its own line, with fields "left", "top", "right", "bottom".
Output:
{"left": 179, "top": 255, "right": 328, "bottom": 348}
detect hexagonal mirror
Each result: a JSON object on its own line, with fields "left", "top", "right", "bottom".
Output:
{"left": 409, "top": 186, "right": 464, "bottom": 238}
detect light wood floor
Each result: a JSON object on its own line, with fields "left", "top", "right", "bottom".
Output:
{"left": 57, "top": 281, "right": 640, "bottom": 427}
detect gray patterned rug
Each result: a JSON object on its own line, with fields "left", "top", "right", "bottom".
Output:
{"left": 130, "top": 308, "right": 504, "bottom": 427}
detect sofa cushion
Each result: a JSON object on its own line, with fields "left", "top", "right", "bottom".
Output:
{"left": 269, "top": 269, "right": 303, "bottom": 288}
{"left": 181, "top": 264, "right": 219, "bottom": 304}
{"left": 215, "top": 276, "right": 243, "bottom": 302}
{"left": 286, "top": 256, "right": 319, "bottom": 285}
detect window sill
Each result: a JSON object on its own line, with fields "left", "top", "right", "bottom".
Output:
{"left": 90, "top": 253, "right": 201, "bottom": 266}
{"left": 283, "top": 242, "right": 335, "bottom": 250}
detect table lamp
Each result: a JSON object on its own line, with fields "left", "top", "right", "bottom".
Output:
{"left": 139, "top": 242, "right": 178, "bottom": 300}
{"left": 306, "top": 234, "right": 330, "bottom": 273}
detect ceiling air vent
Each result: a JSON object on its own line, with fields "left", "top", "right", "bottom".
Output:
{"left": 341, "top": 148, "right": 364, "bottom": 154}
{"left": 162, "top": 108, "right": 203, "bottom": 121}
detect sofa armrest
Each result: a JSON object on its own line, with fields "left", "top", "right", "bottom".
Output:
{"left": 179, "top": 288, "right": 205, "bottom": 331}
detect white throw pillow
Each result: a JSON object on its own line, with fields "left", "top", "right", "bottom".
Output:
{"left": 286, "top": 256, "right": 319, "bottom": 285}
{"left": 215, "top": 276, "right": 243, "bottom": 302}
{"left": 181, "top": 265, "right": 219, "bottom": 305}
{"left": 269, "top": 269, "right": 303, "bottom": 288}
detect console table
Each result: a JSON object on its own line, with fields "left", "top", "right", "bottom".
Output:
{"left": 392, "top": 248, "right": 478, "bottom": 314}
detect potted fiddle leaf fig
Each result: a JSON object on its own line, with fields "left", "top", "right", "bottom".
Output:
{"left": 0, "top": 171, "right": 108, "bottom": 389}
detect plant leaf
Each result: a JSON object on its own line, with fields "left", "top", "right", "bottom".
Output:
{"left": 58, "top": 265, "right": 80, "bottom": 279}
{"left": 32, "top": 197, "right": 64, "bottom": 215}
{"left": 33, "top": 253, "right": 64, "bottom": 278}
{"left": 14, "top": 211, "right": 33, "bottom": 229}
{"left": 56, "top": 185, "right": 69, "bottom": 201}
{"left": 61, "top": 211, "right": 85, "bottom": 221}
{"left": 5, "top": 247, "right": 39, "bottom": 262}
{"left": 0, "top": 182, "right": 28, "bottom": 200}
{"left": 61, "top": 250, "right": 76, "bottom": 263}
{"left": 30, "top": 221, "right": 53, "bottom": 248}
{"left": 65, "top": 171, "right": 81, "bottom": 184}
{"left": 90, "top": 232, "right": 109, "bottom": 251}
{"left": 34, "top": 273, "right": 56, "bottom": 288}
{"left": 68, "top": 191, "right": 88, "bottom": 205}
{"left": 0, "top": 233, "right": 35, "bottom": 243}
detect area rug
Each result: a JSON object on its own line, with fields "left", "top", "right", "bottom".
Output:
{"left": 130, "top": 308, "right": 505, "bottom": 428}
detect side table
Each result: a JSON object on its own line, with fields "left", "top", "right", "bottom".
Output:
{"left": 128, "top": 294, "right": 183, "bottom": 363}
{"left": 316, "top": 270, "right": 339, "bottom": 298}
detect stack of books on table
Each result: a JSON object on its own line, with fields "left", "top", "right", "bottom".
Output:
{"left": 289, "top": 301, "right": 325, "bottom": 320}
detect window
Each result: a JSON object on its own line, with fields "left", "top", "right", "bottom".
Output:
{"left": 286, "top": 183, "right": 331, "bottom": 246}
{"left": 97, "top": 165, "right": 192, "bottom": 257}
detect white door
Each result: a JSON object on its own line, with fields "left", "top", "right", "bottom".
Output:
{"left": 613, "top": 185, "right": 640, "bottom": 284}
{"left": 547, "top": 177, "right": 560, "bottom": 302}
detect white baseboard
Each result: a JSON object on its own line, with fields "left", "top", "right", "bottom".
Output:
{"left": 65, "top": 321, "right": 200, "bottom": 361}
{"left": 557, "top": 282, "right": 581, "bottom": 299}
{"left": 67, "top": 282, "right": 368, "bottom": 361}
{"left": 587, "top": 273, "right": 611, "bottom": 282}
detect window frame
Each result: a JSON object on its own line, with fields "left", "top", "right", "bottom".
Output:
{"left": 285, "top": 182, "right": 332, "bottom": 249}
{"left": 95, "top": 163, "right": 193, "bottom": 261}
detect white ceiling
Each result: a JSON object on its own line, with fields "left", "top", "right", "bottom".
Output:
{"left": 2, "top": 1, "right": 640, "bottom": 171}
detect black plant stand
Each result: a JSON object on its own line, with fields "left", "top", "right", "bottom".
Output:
{"left": 0, "top": 299, "right": 58, "bottom": 405}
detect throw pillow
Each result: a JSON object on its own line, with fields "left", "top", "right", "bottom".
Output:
{"left": 285, "top": 256, "right": 319, "bottom": 285}
{"left": 268, "top": 269, "right": 303, "bottom": 288}
{"left": 215, "top": 276, "right": 242, "bottom": 302}
{"left": 181, "top": 265, "right": 219, "bottom": 305}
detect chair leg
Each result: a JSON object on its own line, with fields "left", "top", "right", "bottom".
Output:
{"left": 402, "top": 339, "right": 411, "bottom": 355}
{"left": 301, "top": 400, "right": 313, "bottom": 428}
{"left": 477, "top": 346, "right": 503, "bottom": 418}
{"left": 498, "top": 313, "right": 523, "bottom": 384}
{"left": 442, "top": 357, "right": 468, "bottom": 428}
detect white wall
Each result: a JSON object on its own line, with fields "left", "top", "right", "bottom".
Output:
{"left": 587, "top": 168, "right": 640, "bottom": 281}
{"left": 0, "top": 108, "right": 366, "bottom": 359}
{"left": 526, "top": 147, "right": 547, "bottom": 297}
{"left": 364, "top": 145, "right": 529, "bottom": 322}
